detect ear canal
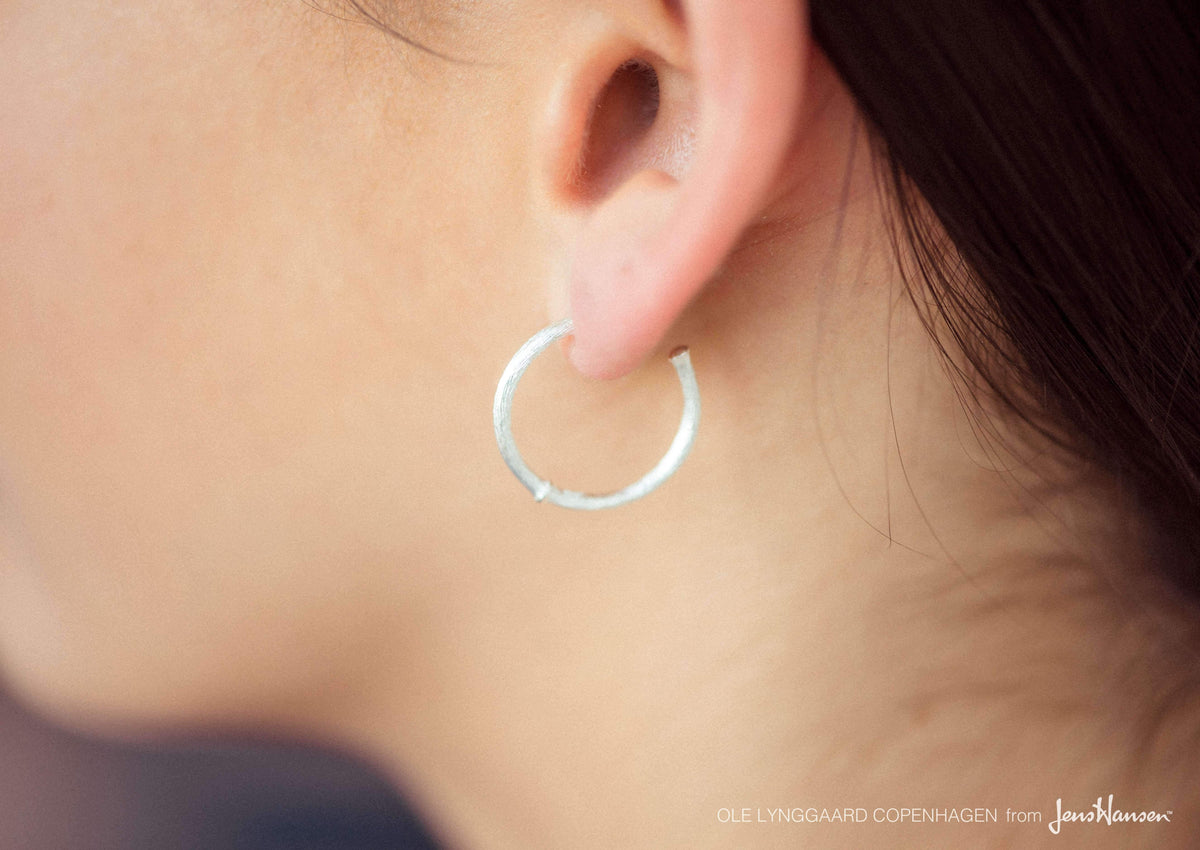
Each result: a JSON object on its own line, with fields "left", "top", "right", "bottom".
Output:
{"left": 571, "top": 58, "right": 662, "bottom": 201}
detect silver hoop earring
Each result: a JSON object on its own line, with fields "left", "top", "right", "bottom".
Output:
{"left": 493, "top": 318, "right": 700, "bottom": 510}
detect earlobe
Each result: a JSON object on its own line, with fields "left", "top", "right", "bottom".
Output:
{"left": 568, "top": 169, "right": 681, "bottom": 379}
{"left": 553, "top": 0, "right": 809, "bottom": 380}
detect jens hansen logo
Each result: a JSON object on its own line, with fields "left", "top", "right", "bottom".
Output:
{"left": 1048, "top": 794, "right": 1171, "bottom": 835}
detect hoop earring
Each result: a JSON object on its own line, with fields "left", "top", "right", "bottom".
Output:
{"left": 493, "top": 318, "right": 701, "bottom": 510}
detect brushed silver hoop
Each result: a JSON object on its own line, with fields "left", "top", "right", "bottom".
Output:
{"left": 493, "top": 318, "right": 701, "bottom": 510}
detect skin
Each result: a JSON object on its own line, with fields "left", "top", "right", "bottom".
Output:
{"left": 0, "top": 0, "right": 1195, "bottom": 847}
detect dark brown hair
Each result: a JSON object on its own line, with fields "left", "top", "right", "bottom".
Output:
{"left": 811, "top": 1, "right": 1200, "bottom": 597}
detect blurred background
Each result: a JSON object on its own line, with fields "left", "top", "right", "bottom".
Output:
{"left": 0, "top": 682, "right": 439, "bottom": 850}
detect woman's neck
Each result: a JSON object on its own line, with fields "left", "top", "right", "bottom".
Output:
{"left": 313, "top": 199, "right": 1187, "bottom": 848}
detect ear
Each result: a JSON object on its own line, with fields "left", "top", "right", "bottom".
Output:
{"left": 544, "top": 0, "right": 809, "bottom": 379}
